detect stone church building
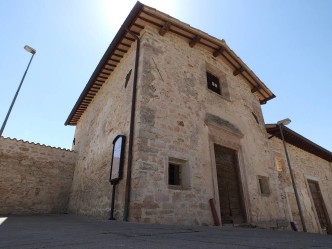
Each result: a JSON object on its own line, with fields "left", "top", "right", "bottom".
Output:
{"left": 1, "top": 2, "right": 331, "bottom": 235}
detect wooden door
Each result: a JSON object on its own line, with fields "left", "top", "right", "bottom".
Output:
{"left": 214, "top": 144, "right": 245, "bottom": 225}
{"left": 308, "top": 180, "right": 331, "bottom": 234}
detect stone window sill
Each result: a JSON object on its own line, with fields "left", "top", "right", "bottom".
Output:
{"left": 207, "top": 89, "right": 231, "bottom": 102}
{"left": 168, "top": 185, "right": 191, "bottom": 191}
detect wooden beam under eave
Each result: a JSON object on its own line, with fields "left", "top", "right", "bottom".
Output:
{"left": 260, "top": 95, "right": 276, "bottom": 104}
{"left": 103, "top": 67, "right": 114, "bottom": 72}
{"left": 106, "top": 63, "right": 117, "bottom": 68}
{"left": 133, "top": 23, "right": 144, "bottom": 29}
{"left": 233, "top": 67, "right": 245, "bottom": 76}
{"left": 189, "top": 35, "right": 200, "bottom": 48}
{"left": 125, "top": 36, "right": 135, "bottom": 42}
{"left": 98, "top": 75, "right": 108, "bottom": 80}
{"left": 251, "top": 85, "right": 262, "bottom": 93}
{"left": 113, "top": 53, "right": 123, "bottom": 58}
{"left": 129, "top": 30, "right": 140, "bottom": 36}
{"left": 116, "top": 48, "right": 127, "bottom": 53}
{"left": 102, "top": 69, "right": 112, "bottom": 74}
{"left": 110, "top": 58, "right": 120, "bottom": 63}
{"left": 213, "top": 47, "right": 225, "bottom": 57}
{"left": 120, "top": 42, "right": 130, "bottom": 48}
{"left": 159, "top": 22, "right": 171, "bottom": 36}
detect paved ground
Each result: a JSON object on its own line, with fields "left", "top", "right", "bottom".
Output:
{"left": 0, "top": 215, "right": 331, "bottom": 249}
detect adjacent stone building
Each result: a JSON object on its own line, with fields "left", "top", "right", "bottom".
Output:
{"left": 63, "top": 2, "right": 332, "bottom": 234}
{"left": 266, "top": 125, "right": 332, "bottom": 234}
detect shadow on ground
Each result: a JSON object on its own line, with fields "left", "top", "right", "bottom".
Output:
{"left": 0, "top": 215, "right": 331, "bottom": 249}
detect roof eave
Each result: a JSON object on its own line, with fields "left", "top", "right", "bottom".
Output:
{"left": 266, "top": 124, "right": 332, "bottom": 162}
{"left": 64, "top": 1, "right": 144, "bottom": 126}
{"left": 65, "top": 2, "right": 276, "bottom": 126}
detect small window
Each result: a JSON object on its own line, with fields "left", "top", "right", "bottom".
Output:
{"left": 207, "top": 72, "right": 221, "bottom": 95}
{"left": 257, "top": 176, "right": 270, "bottom": 196}
{"left": 167, "top": 158, "right": 191, "bottom": 189}
{"left": 168, "top": 163, "right": 181, "bottom": 185}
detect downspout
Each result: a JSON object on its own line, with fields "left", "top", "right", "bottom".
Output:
{"left": 124, "top": 28, "right": 140, "bottom": 221}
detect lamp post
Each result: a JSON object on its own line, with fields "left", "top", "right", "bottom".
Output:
{"left": 277, "top": 118, "right": 307, "bottom": 232}
{"left": 0, "top": 45, "right": 36, "bottom": 136}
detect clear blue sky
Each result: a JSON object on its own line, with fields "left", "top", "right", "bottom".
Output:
{"left": 1, "top": 0, "right": 331, "bottom": 151}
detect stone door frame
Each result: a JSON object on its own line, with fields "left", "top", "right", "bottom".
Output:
{"left": 207, "top": 120, "right": 251, "bottom": 225}
{"left": 304, "top": 175, "right": 332, "bottom": 234}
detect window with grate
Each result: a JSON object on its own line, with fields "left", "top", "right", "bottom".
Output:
{"left": 206, "top": 72, "right": 221, "bottom": 95}
{"left": 258, "top": 175, "right": 271, "bottom": 196}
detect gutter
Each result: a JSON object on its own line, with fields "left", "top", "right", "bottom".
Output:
{"left": 123, "top": 29, "right": 140, "bottom": 222}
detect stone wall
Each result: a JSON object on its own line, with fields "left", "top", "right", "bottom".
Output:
{"left": 68, "top": 41, "right": 139, "bottom": 218}
{"left": 0, "top": 137, "right": 76, "bottom": 215}
{"left": 269, "top": 137, "right": 332, "bottom": 234}
{"left": 70, "top": 23, "right": 331, "bottom": 231}
{"left": 129, "top": 25, "right": 286, "bottom": 226}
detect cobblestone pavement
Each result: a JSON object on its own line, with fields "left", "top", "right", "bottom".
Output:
{"left": 0, "top": 215, "right": 331, "bottom": 249}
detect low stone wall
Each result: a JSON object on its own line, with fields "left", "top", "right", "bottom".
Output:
{"left": 0, "top": 137, "right": 76, "bottom": 215}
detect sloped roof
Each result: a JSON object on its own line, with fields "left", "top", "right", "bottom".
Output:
{"left": 65, "top": 2, "right": 275, "bottom": 126}
{"left": 266, "top": 124, "right": 332, "bottom": 162}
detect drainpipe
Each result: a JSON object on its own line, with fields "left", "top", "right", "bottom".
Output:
{"left": 123, "top": 28, "right": 140, "bottom": 222}
{"left": 278, "top": 124, "right": 307, "bottom": 232}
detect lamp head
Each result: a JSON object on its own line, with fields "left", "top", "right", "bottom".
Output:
{"left": 24, "top": 45, "right": 36, "bottom": 55}
{"left": 277, "top": 118, "right": 291, "bottom": 126}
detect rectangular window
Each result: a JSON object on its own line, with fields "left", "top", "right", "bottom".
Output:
{"left": 167, "top": 158, "right": 191, "bottom": 189}
{"left": 207, "top": 72, "right": 221, "bottom": 95}
{"left": 258, "top": 175, "right": 271, "bottom": 196}
{"left": 168, "top": 163, "right": 181, "bottom": 185}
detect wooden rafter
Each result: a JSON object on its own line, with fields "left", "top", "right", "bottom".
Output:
{"left": 116, "top": 48, "right": 127, "bottom": 53}
{"left": 106, "top": 63, "right": 117, "bottom": 68}
{"left": 113, "top": 53, "right": 123, "bottom": 58}
{"left": 124, "top": 36, "right": 135, "bottom": 42}
{"left": 120, "top": 42, "right": 130, "bottom": 48}
{"left": 133, "top": 23, "right": 144, "bottom": 29}
{"left": 251, "top": 85, "right": 262, "bottom": 93}
{"left": 110, "top": 58, "right": 120, "bottom": 63}
{"left": 213, "top": 46, "right": 225, "bottom": 57}
{"left": 189, "top": 35, "right": 200, "bottom": 48}
{"left": 159, "top": 21, "right": 171, "bottom": 36}
{"left": 233, "top": 67, "right": 245, "bottom": 76}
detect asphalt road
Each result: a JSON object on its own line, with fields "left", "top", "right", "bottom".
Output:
{"left": 0, "top": 215, "right": 331, "bottom": 249}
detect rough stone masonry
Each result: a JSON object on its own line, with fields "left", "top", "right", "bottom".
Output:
{"left": 0, "top": 137, "right": 76, "bottom": 215}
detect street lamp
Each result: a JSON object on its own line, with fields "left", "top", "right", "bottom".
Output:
{"left": 277, "top": 118, "right": 307, "bottom": 232}
{"left": 0, "top": 45, "right": 36, "bottom": 136}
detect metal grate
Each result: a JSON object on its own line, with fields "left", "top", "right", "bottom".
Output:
{"left": 207, "top": 72, "right": 221, "bottom": 95}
